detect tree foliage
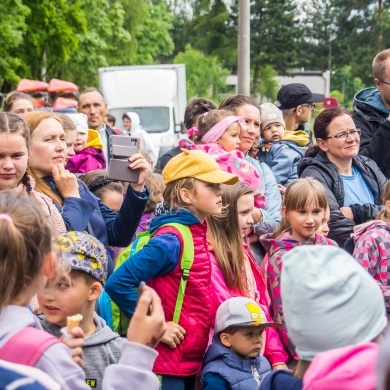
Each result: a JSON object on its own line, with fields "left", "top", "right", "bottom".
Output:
{"left": 174, "top": 44, "right": 229, "bottom": 101}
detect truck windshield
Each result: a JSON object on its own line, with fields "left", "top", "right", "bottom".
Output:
{"left": 108, "top": 107, "right": 170, "bottom": 133}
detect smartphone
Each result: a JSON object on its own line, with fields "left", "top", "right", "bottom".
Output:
{"left": 138, "top": 281, "right": 151, "bottom": 315}
{"left": 108, "top": 135, "right": 140, "bottom": 183}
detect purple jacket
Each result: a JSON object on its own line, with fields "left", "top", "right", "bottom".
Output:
{"left": 66, "top": 146, "right": 106, "bottom": 174}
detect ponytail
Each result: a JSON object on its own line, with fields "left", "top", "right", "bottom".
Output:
{"left": 0, "top": 192, "right": 52, "bottom": 308}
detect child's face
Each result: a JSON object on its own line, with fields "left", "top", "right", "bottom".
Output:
{"left": 284, "top": 199, "right": 324, "bottom": 242}
{"left": 64, "top": 130, "right": 77, "bottom": 163}
{"left": 317, "top": 208, "right": 330, "bottom": 237}
{"left": 216, "top": 122, "right": 241, "bottom": 151}
{"left": 101, "top": 189, "right": 124, "bottom": 212}
{"left": 37, "top": 269, "right": 94, "bottom": 328}
{"left": 222, "top": 327, "right": 264, "bottom": 359}
{"left": 262, "top": 122, "right": 285, "bottom": 143}
{"left": 74, "top": 132, "right": 88, "bottom": 153}
{"left": 237, "top": 193, "right": 255, "bottom": 240}
{"left": 184, "top": 180, "right": 223, "bottom": 223}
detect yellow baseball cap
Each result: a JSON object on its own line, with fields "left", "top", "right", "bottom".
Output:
{"left": 162, "top": 149, "right": 238, "bottom": 185}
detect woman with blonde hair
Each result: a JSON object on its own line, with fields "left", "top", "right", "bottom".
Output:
{"left": 24, "top": 110, "right": 150, "bottom": 276}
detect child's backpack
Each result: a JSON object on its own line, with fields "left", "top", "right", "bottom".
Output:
{"left": 0, "top": 327, "right": 60, "bottom": 366}
{"left": 99, "top": 222, "right": 194, "bottom": 336}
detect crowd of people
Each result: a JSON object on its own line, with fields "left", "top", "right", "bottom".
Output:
{"left": 0, "top": 48, "right": 390, "bottom": 390}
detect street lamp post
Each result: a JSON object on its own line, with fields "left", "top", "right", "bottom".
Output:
{"left": 237, "top": 0, "right": 250, "bottom": 95}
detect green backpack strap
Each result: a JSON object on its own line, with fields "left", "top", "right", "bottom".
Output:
{"left": 156, "top": 223, "right": 194, "bottom": 324}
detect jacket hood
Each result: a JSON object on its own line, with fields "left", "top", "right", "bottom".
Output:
{"left": 86, "top": 129, "right": 103, "bottom": 150}
{"left": 84, "top": 313, "right": 122, "bottom": 347}
{"left": 126, "top": 112, "right": 141, "bottom": 132}
{"left": 303, "top": 342, "right": 379, "bottom": 390}
{"left": 283, "top": 130, "right": 310, "bottom": 147}
{"left": 203, "top": 336, "right": 262, "bottom": 371}
{"left": 260, "top": 232, "right": 300, "bottom": 254}
{"left": 354, "top": 87, "right": 389, "bottom": 116}
{"left": 149, "top": 209, "right": 200, "bottom": 234}
{"left": 260, "top": 232, "right": 331, "bottom": 256}
{"left": 351, "top": 220, "right": 390, "bottom": 243}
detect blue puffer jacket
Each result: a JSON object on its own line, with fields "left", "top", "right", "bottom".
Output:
{"left": 201, "top": 336, "right": 271, "bottom": 390}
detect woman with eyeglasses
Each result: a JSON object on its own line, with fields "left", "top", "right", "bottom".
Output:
{"left": 298, "top": 108, "right": 386, "bottom": 247}
{"left": 219, "top": 95, "right": 282, "bottom": 262}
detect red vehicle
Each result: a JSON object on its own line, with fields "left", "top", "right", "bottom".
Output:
{"left": 17, "top": 78, "right": 79, "bottom": 112}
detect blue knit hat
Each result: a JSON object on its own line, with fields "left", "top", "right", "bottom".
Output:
{"left": 281, "top": 245, "right": 387, "bottom": 361}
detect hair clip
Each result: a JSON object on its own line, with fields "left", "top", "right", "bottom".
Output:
{"left": 0, "top": 214, "right": 12, "bottom": 223}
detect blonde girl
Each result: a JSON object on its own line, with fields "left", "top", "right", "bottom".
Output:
{"left": 105, "top": 149, "right": 238, "bottom": 390}
{"left": 260, "top": 178, "right": 337, "bottom": 360}
{"left": 207, "top": 182, "right": 289, "bottom": 369}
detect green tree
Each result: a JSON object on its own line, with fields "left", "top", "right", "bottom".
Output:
{"left": 174, "top": 44, "right": 229, "bottom": 101}
{"left": 130, "top": 2, "right": 174, "bottom": 64}
{"left": 257, "top": 65, "right": 278, "bottom": 102}
{"left": 0, "top": 0, "right": 29, "bottom": 90}
{"left": 248, "top": 0, "right": 301, "bottom": 96}
{"left": 16, "top": 0, "right": 88, "bottom": 81}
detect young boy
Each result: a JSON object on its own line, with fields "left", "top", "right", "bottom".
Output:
{"left": 37, "top": 231, "right": 123, "bottom": 390}
{"left": 201, "top": 297, "right": 280, "bottom": 389}
{"left": 65, "top": 113, "right": 107, "bottom": 173}
{"left": 258, "top": 103, "right": 308, "bottom": 188}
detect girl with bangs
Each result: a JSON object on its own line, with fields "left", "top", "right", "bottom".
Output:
{"left": 207, "top": 182, "right": 289, "bottom": 369}
{"left": 260, "top": 178, "right": 337, "bottom": 363}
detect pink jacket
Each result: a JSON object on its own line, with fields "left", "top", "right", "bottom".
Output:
{"left": 303, "top": 342, "right": 379, "bottom": 390}
{"left": 352, "top": 220, "right": 390, "bottom": 315}
{"left": 66, "top": 146, "right": 106, "bottom": 174}
{"left": 210, "top": 244, "right": 289, "bottom": 366}
{"left": 179, "top": 139, "right": 265, "bottom": 208}
{"left": 260, "top": 232, "right": 337, "bottom": 359}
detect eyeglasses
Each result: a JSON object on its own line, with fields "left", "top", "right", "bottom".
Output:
{"left": 380, "top": 80, "right": 390, "bottom": 86}
{"left": 301, "top": 103, "right": 316, "bottom": 110}
{"left": 325, "top": 129, "right": 361, "bottom": 141}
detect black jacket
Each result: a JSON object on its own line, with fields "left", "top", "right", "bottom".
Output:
{"left": 352, "top": 87, "right": 390, "bottom": 178}
{"left": 298, "top": 151, "right": 386, "bottom": 247}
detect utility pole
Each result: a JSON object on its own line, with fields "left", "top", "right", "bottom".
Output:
{"left": 237, "top": 0, "right": 250, "bottom": 95}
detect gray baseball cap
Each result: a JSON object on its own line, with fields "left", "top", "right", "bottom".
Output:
{"left": 215, "top": 297, "right": 282, "bottom": 334}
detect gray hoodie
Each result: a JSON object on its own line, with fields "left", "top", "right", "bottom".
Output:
{"left": 40, "top": 312, "right": 124, "bottom": 390}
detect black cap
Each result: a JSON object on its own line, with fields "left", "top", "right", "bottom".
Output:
{"left": 275, "top": 83, "right": 325, "bottom": 110}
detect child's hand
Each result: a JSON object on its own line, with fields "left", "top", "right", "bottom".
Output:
{"left": 52, "top": 165, "right": 80, "bottom": 198}
{"left": 340, "top": 206, "right": 354, "bottom": 220}
{"left": 127, "top": 286, "right": 167, "bottom": 349}
{"left": 128, "top": 153, "right": 150, "bottom": 192}
{"left": 160, "top": 321, "right": 186, "bottom": 349}
{"left": 61, "top": 326, "right": 84, "bottom": 368}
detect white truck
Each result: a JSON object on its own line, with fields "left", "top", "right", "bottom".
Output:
{"left": 99, "top": 64, "right": 187, "bottom": 157}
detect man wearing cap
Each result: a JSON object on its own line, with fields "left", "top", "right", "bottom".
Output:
{"left": 352, "top": 49, "right": 390, "bottom": 178}
{"left": 275, "top": 83, "right": 325, "bottom": 145}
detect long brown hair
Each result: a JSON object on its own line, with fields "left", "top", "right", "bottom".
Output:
{"left": 0, "top": 191, "right": 52, "bottom": 308}
{"left": 23, "top": 111, "right": 64, "bottom": 206}
{"left": 0, "top": 112, "right": 32, "bottom": 192}
{"left": 273, "top": 178, "right": 328, "bottom": 238}
{"left": 207, "top": 182, "right": 253, "bottom": 293}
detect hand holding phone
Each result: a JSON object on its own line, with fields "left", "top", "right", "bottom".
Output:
{"left": 138, "top": 281, "right": 151, "bottom": 315}
{"left": 108, "top": 135, "right": 140, "bottom": 182}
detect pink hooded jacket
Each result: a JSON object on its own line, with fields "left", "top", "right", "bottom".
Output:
{"left": 210, "top": 244, "right": 289, "bottom": 367}
{"left": 303, "top": 342, "right": 379, "bottom": 390}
